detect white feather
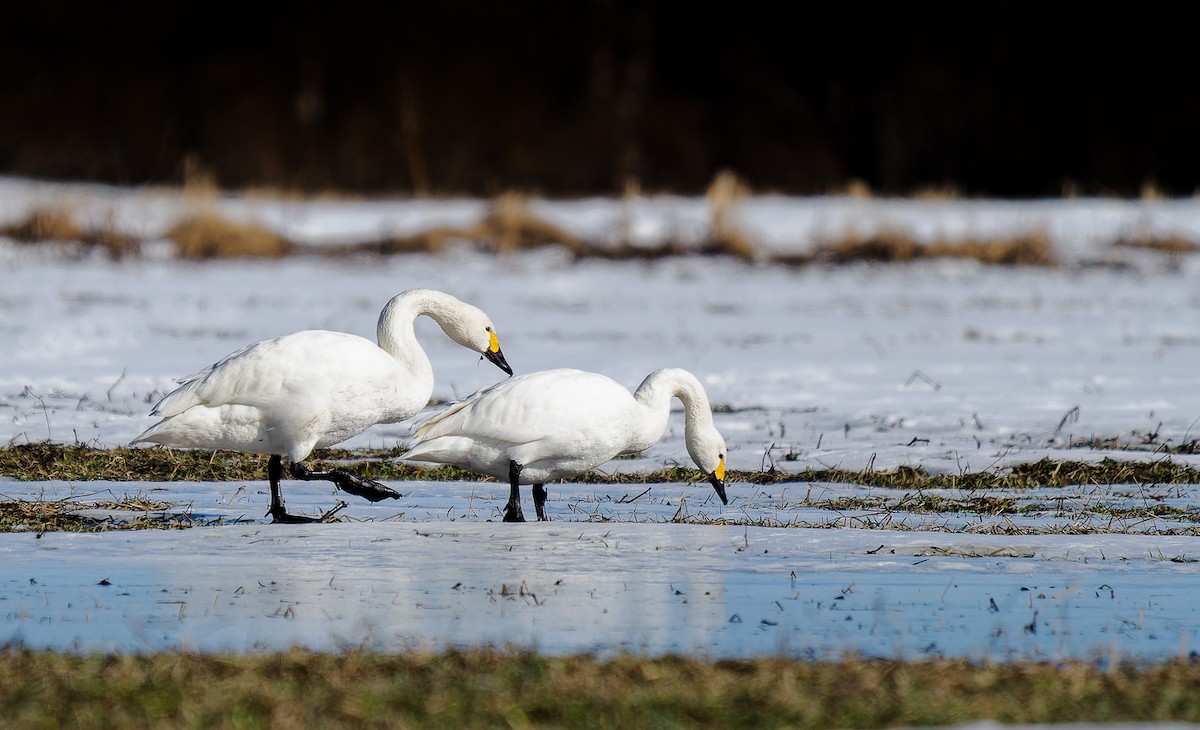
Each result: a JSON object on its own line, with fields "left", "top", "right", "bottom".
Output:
{"left": 403, "top": 367, "right": 727, "bottom": 485}
{"left": 133, "top": 289, "right": 510, "bottom": 462}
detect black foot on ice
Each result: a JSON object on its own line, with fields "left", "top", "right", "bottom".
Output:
{"left": 267, "top": 500, "right": 347, "bottom": 524}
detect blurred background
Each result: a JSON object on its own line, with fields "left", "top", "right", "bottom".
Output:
{"left": 2, "top": 2, "right": 1197, "bottom": 198}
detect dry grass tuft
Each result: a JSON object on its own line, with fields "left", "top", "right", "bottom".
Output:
{"left": 831, "top": 178, "right": 874, "bottom": 197}
{"left": 0, "top": 207, "right": 84, "bottom": 242}
{"left": 1115, "top": 236, "right": 1199, "bottom": 255}
{"left": 0, "top": 495, "right": 204, "bottom": 533}
{"left": 330, "top": 228, "right": 465, "bottom": 257}
{"left": 1139, "top": 180, "right": 1168, "bottom": 201}
{"left": 924, "top": 233, "right": 1057, "bottom": 265}
{"left": 813, "top": 231, "right": 921, "bottom": 263}
{"left": 168, "top": 213, "right": 293, "bottom": 259}
{"left": 476, "top": 191, "right": 582, "bottom": 254}
{"left": 180, "top": 153, "right": 221, "bottom": 203}
{"left": 375, "top": 228, "right": 463, "bottom": 254}
{"left": 910, "top": 183, "right": 964, "bottom": 200}
{"left": 705, "top": 169, "right": 756, "bottom": 260}
{"left": 0, "top": 442, "right": 272, "bottom": 482}
{"left": 802, "top": 231, "right": 1056, "bottom": 267}
{"left": 83, "top": 227, "right": 142, "bottom": 260}
{"left": 0, "top": 207, "right": 141, "bottom": 259}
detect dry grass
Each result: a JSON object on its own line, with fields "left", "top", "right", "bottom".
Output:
{"left": 0, "top": 207, "right": 84, "bottom": 241}
{"left": 0, "top": 443, "right": 481, "bottom": 484}
{"left": 5, "top": 444, "right": 1200, "bottom": 492}
{"left": 0, "top": 207, "right": 140, "bottom": 259}
{"left": 167, "top": 214, "right": 293, "bottom": 260}
{"left": 0, "top": 494, "right": 212, "bottom": 533}
{"left": 924, "top": 233, "right": 1057, "bottom": 265}
{"left": 342, "top": 227, "right": 465, "bottom": 256}
{"left": 792, "top": 231, "right": 1057, "bottom": 267}
{"left": 909, "top": 183, "right": 964, "bottom": 200}
{"left": 830, "top": 178, "right": 873, "bottom": 197}
{"left": 12, "top": 181, "right": 1199, "bottom": 268}
{"left": 475, "top": 191, "right": 583, "bottom": 254}
{"left": 1, "top": 648, "right": 1199, "bottom": 728}
{"left": 1115, "top": 236, "right": 1199, "bottom": 255}
{"left": 705, "top": 169, "right": 756, "bottom": 260}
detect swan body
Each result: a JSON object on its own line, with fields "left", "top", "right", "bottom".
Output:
{"left": 134, "top": 288, "right": 512, "bottom": 522}
{"left": 403, "top": 367, "right": 727, "bottom": 521}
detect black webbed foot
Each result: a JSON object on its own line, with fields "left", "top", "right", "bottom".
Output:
{"left": 267, "top": 500, "right": 347, "bottom": 524}
{"left": 291, "top": 462, "right": 402, "bottom": 502}
{"left": 329, "top": 471, "right": 401, "bottom": 502}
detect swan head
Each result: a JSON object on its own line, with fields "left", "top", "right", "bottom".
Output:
{"left": 687, "top": 426, "right": 728, "bottom": 505}
{"left": 443, "top": 304, "right": 513, "bottom": 376}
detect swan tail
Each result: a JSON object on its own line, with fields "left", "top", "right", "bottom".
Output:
{"left": 400, "top": 436, "right": 472, "bottom": 464}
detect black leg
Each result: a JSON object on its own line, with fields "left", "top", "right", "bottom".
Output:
{"left": 532, "top": 483, "right": 548, "bottom": 521}
{"left": 266, "top": 454, "right": 320, "bottom": 523}
{"left": 503, "top": 459, "right": 526, "bottom": 522}
{"left": 290, "top": 461, "right": 401, "bottom": 502}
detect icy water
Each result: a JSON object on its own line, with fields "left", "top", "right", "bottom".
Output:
{"left": 2, "top": 480, "right": 1198, "bottom": 661}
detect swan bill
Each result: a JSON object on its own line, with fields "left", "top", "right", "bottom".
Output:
{"left": 482, "top": 346, "right": 513, "bottom": 375}
{"left": 707, "top": 471, "right": 728, "bottom": 504}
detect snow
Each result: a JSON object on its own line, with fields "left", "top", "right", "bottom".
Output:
{"left": 2, "top": 177, "right": 1199, "bottom": 661}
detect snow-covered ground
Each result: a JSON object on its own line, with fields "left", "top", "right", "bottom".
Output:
{"left": 2, "top": 177, "right": 1199, "bottom": 660}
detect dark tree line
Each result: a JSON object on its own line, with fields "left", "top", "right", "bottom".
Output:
{"left": 1, "top": 3, "right": 1196, "bottom": 197}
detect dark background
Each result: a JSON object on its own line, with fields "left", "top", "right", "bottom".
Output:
{"left": 2, "top": 3, "right": 1196, "bottom": 197}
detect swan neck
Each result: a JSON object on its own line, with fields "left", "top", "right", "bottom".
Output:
{"left": 631, "top": 368, "right": 714, "bottom": 450}
{"left": 376, "top": 289, "right": 457, "bottom": 386}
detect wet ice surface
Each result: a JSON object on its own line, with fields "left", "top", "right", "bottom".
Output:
{"left": 2, "top": 479, "right": 1199, "bottom": 661}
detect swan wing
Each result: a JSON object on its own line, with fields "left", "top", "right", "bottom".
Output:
{"left": 150, "top": 331, "right": 391, "bottom": 417}
{"left": 410, "top": 368, "right": 633, "bottom": 452}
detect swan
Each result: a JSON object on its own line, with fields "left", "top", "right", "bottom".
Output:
{"left": 402, "top": 367, "right": 728, "bottom": 521}
{"left": 133, "top": 288, "right": 513, "bottom": 523}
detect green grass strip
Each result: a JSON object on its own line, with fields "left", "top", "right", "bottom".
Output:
{"left": 1, "top": 648, "right": 1199, "bottom": 729}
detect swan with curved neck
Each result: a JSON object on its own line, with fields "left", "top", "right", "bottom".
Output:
{"left": 402, "top": 367, "right": 728, "bottom": 521}
{"left": 134, "top": 288, "right": 512, "bottom": 523}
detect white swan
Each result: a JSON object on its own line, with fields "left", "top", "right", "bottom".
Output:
{"left": 402, "top": 367, "right": 728, "bottom": 521}
{"left": 133, "top": 288, "right": 513, "bottom": 523}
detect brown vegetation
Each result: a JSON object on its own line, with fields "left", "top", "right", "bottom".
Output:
{"left": 475, "top": 191, "right": 583, "bottom": 254}
{"left": 0, "top": 207, "right": 83, "bottom": 242}
{"left": 4, "top": 203, "right": 1077, "bottom": 268}
{"left": 5, "top": 176, "right": 1198, "bottom": 267}
{"left": 1115, "top": 236, "right": 1199, "bottom": 255}
{"left": 0, "top": 207, "right": 140, "bottom": 259}
{"left": 5, "top": 443, "right": 1200, "bottom": 492}
{"left": 167, "top": 213, "right": 293, "bottom": 260}
{"left": 783, "top": 231, "right": 1057, "bottom": 267}
{"left": 705, "top": 169, "right": 756, "bottom": 260}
